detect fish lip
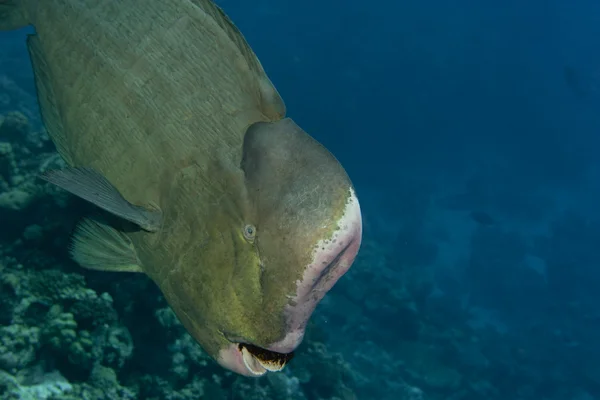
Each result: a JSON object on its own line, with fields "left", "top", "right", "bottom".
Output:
{"left": 266, "top": 186, "right": 362, "bottom": 354}
{"left": 218, "top": 342, "right": 266, "bottom": 377}
{"left": 239, "top": 344, "right": 267, "bottom": 376}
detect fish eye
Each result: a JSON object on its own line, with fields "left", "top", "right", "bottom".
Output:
{"left": 243, "top": 224, "right": 256, "bottom": 242}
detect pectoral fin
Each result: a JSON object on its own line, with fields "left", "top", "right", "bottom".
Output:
{"left": 40, "top": 167, "right": 162, "bottom": 232}
{"left": 70, "top": 218, "right": 143, "bottom": 273}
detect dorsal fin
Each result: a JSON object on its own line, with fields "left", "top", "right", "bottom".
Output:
{"left": 190, "top": 0, "right": 264, "bottom": 80}
{"left": 188, "top": 0, "right": 286, "bottom": 120}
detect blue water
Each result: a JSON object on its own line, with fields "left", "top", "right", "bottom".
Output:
{"left": 1, "top": 0, "right": 600, "bottom": 399}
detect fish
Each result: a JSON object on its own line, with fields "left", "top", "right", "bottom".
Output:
{"left": 0, "top": 0, "right": 363, "bottom": 377}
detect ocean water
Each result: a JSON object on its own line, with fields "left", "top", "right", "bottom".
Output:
{"left": 1, "top": 0, "right": 600, "bottom": 399}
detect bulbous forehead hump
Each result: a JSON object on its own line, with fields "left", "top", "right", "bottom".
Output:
{"left": 241, "top": 118, "right": 353, "bottom": 233}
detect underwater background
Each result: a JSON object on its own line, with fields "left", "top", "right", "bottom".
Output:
{"left": 1, "top": 0, "right": 600, "bottom": 399}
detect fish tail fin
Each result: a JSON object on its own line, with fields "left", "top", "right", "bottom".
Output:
{"left": 0, "top": 0, "right": 28, "bottom": 31}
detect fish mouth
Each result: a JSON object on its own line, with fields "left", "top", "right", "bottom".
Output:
{"left": 237, "top": 343, "right": 295, "bottom": 376}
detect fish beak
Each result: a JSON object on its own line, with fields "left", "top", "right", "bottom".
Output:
{"left": 217, "top": 341, "right": 294, "bottom": 377}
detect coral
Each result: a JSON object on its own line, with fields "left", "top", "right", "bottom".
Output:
{"left": 0, "top": 111, "right": 30, "bottom": 143}
{"left": 0, "top": 270, "right": 18, "bottom": 325}
{"left": 168, "top": 333, "right": 211, "bottom": 381}
{"left": 24, "top": 269, "right": 88, "bottom": 301}
{"left": 41, "top": 306, "right": 96, "bottom": 371}
{"left": 0, "top": 325, "right": 40, "bottom": 373}
{"left": 292, "top": 341, "right": 357, "bottom": 400}
{"left": 48, "top": 381, "right": 136, "bottom": 400}
{"left": 101, "top": 326, "right": 134, "bottom": 369}
{"left": 70, "top": 292, "right": 119, "bottom": 330}
{"left": 266, "top": 373, "right": 306, "bottom": 400}
{"left": 0, "top": 141, "right": 16, "bottom": 188}
{"left": 0, "top": 256, "right": 134, "bottom": 388}
{"left": 0, "top": 370, "right": 73, "bottom": 400}
{"left": 21, "top": 224, "right": 43, "bottom": 242}
{"left": 0, "top": 188, "right": 34, "bottom": 211}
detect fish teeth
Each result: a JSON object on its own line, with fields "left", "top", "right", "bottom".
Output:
{"left": 239, "top": 343, "right": 293, "bottom": 374}
{"left": 256, "top": 357, "right": 286, "bottom": 372}
{"left": 240, "top": 346, "right": 267, "bottom": 376}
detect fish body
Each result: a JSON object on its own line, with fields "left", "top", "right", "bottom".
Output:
{"left": 0, "top": 0, "right": 362, "bottom": 376}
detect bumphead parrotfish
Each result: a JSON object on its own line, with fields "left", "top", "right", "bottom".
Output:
{"left": 0, "top": 0, "right": 362, "bottom": 376}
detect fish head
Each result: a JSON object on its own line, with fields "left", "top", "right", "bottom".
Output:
{"left": 162, "top": 118, "right": 362, "bottom": 377}
{"left": 217, "top": 118, "right": 362, "bottom": 376}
